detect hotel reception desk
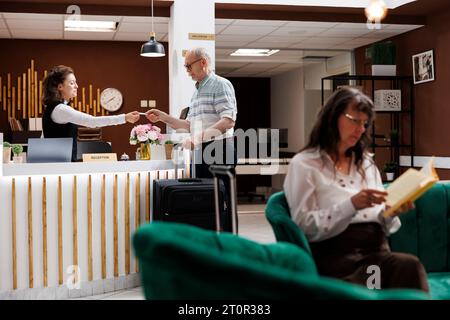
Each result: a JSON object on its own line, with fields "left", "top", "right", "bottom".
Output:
{"left": 0, "top": 159, "right": 184, "bottom": 299}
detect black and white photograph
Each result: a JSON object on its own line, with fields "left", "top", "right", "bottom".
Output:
{"left": 412, "top": 50, "right": 435, "bottom": 84}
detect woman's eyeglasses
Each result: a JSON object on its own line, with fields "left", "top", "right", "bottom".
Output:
{"left": 184, "top": 58, "right": 203, "bottom": 71}
{"left": 344, "top": 113, "right": 370, "bottom": 129}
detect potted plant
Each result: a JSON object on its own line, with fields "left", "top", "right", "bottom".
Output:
{"left": 370, "top": 41, "right": 396, "bottom": 76}
{"left": 129, "top": 124, "right": 163, "bottom": 160}
{"left": 389, "top": 129, "right": 399, "bottom": 146}
{"left": 3, "top": 141, "right": 11, "bottom": 164}
{"left": 11, "top": 144, "right": 23, "bottom": 163}
{"left": 164, "top": 140, "right": 175, "bottom": 160}
{"left": 383, "top": 162, "right": 397, "bottom": 181}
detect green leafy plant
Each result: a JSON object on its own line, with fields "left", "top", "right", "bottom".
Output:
{"left": 370, "top": 41, "right": 396, "bottom": 65}
{"left": 389, "top": 129, "right": 399, "bottom": 145}
{"left": 3, "top": 141, "right": 11, "bottom": 148}
{"left": 164, "top": 140, "right": 174, "bottom": 145}
{"left": 11, "top": 144, "right": 23, "bottom": 156}
{"left": 383, "top": 162, "right": 397, "bottom": 173}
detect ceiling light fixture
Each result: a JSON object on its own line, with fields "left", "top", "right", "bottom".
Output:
{"left": 230, "top": 49, "right": 280, "bottom": 57}
{"left": 64, "top": 20, "right": 118, "bottom": 32}
{"left": 140, "top": 0, "right": 165, "bottom": 57}
{"left": 365, "top": 0, "right": 388, "bottom": 30}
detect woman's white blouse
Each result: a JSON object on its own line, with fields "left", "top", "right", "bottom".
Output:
{"left": 283, "top": 148, "right": 401, "bottom": 242}
{"left": 51, "top": 103, "right": 126, "bottom": 128}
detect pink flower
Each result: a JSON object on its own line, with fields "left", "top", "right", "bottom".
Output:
{"left": 130, "top": 123, "right": 162, "bottom": 145}
{"left": 147, "top": 131, "right": 158, "bottom": 141}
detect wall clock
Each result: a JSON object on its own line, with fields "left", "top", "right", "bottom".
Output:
{"left": 100, "top": 88, "right": 123, "bottom": 112}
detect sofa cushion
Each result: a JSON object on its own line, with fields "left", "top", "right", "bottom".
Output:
{"left": 134, "top": 221, "right": 318, "bottom": 276}
{"left": 134, "top": 222, "right": 429, "bottom": 300}
{"left": 428, "top": 272, "right": 450, "bottom": 300}
{"left": 389, "top": 183, "right": 449, "bottom": 272}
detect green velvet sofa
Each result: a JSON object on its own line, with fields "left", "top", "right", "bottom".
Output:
{"left": 265, "top": 183, "right": 450, "bottom": 300}
{"left": 133, "top": 221, "right": 428, "bottom": 299}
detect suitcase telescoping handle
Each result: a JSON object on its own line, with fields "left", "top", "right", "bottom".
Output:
{"left": 209, "top": 165, "right": 237, "bottom": 234}
{"left": 172, "top": 143, "right": 183, "bottom": 179}
{"left": 172, "top": 142, "right": 197, "bottom": 179}
{"left": 173, "top": 143, "right": 196, "bottom": 179}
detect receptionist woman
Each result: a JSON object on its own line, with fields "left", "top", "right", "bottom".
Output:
{"left": 41, "top": 65, "right": 139, "bottom": 161}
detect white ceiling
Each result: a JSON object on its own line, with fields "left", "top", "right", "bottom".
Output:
{"left": 215, "top": 18, "right": 422, "bottom": 77}
{"left": 214, "top": 0, "right": 416, "bottom": 9}
{"left": 0, "top": 12, "right": 423, "bottom": 77}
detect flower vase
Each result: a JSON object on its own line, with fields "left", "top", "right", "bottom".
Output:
{"left": 139, "top": 142, "right": 151, "bottom": 160}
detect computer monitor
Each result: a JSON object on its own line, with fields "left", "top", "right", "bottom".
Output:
{"left": 75, "top": 141, "right": 113, "bottom": 162}
{"left": 27, "top": 138, "right": 73, "bottom": 163}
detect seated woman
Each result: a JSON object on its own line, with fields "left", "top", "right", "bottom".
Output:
{"left": 284, "top": 87, "right": 428, "bottom": 292}
{"left": 42, "top": 65, "right": 140, "bottom": 161}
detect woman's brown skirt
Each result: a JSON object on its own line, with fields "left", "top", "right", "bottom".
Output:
{"left": 309, "top": 222, "right": 429, "bottom": 292}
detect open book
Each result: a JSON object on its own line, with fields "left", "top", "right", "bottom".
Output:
{"left": 383, "top": 157, "right": 439, "bottom": 217}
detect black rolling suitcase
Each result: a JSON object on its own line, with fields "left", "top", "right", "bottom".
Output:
{"left": 152, "top": 146, "right": 237, "bottom": 233}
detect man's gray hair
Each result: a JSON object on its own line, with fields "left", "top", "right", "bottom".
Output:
{"left": 190, "top": 47, "right": 211, "bottom": 65}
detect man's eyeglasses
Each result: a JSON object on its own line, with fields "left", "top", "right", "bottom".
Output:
{"left": 184, "top": 58, "right": 203, "bottom": 71}
{"left": 344, "top": 113, "right": 370, "bottom": 129}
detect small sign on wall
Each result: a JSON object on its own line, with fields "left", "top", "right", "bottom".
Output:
{"left": 188, "top": 33, "right": 215, "bottom": 41}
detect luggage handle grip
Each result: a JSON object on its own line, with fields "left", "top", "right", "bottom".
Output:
{"left": 177, "top": 178, "right": 203, "bottom": 183}
{"left": 208, "top": 165, "right": 236, "bottom": 178}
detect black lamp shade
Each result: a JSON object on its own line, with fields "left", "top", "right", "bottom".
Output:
{"left": 140, "top": 35, "right": 165, "bottom": 57}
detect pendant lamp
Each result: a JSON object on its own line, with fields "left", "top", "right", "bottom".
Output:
{"left": 140, "top": 0, "right": 165, "bottom": 57}
{"left": 365, "top": 0, "right": 388, "bottom": 30}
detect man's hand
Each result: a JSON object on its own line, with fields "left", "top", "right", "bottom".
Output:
{"left": 181, "top": 133, "right": 202, "bottom": 150}
{"left": 351, "top": 189, "right": 388, "bottom": 210}
{"left": 146, "top": 109, "right": 168, "bottom": 123}
{"left": 125, "top": 111, "right": 140, "bottom": 123}
{"left": 182, "top": 137, "right": 194, "bottom": 150}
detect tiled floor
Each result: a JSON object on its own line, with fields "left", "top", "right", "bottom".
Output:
{"left": 70, "top": 203, "right": 275, "bottom": 300}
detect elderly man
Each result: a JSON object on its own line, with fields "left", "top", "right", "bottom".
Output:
{"left": 146, "top": 47, "right": 238, "bottom": 178}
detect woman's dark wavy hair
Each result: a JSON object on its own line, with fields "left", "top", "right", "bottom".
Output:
{"left": 302, "top": 87, "right": 375, "bottom": 178}
{"left": 42, "top": 65, "right": 74, "bottom": 106}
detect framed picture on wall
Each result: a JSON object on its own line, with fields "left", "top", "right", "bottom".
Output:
{"left": 412, "top": 50, "right": 435, "bottom": 84}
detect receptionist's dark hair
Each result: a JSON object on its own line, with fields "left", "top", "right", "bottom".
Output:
{"left": 42, "top": 65, "right": 74, "bottom": 106}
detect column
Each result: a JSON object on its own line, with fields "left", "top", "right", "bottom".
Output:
{"left": 168, "top": 0, "right": 215, "bottom": 129}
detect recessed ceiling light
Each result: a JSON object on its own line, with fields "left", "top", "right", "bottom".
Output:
{"left": 230, "top": 49, "right": 280, "bottom": 57}
{"left": 64, "top": 20, "right": 118, "bottom": 32}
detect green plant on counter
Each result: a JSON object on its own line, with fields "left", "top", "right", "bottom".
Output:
{"left": 165, "top": 140, "right": 174, "bottom": 145}
{"left": 383, "top": 162, "right": 397, "bottom": 173}
{"left": 11, "top": 144, "right": 23, "bottom": 156}
{"left": 3, "top": 141, "right": 11, "bottom": 148}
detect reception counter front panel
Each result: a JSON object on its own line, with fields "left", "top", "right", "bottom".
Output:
{"left": 0, "top": 160, "right": 185, "bottom": 299}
